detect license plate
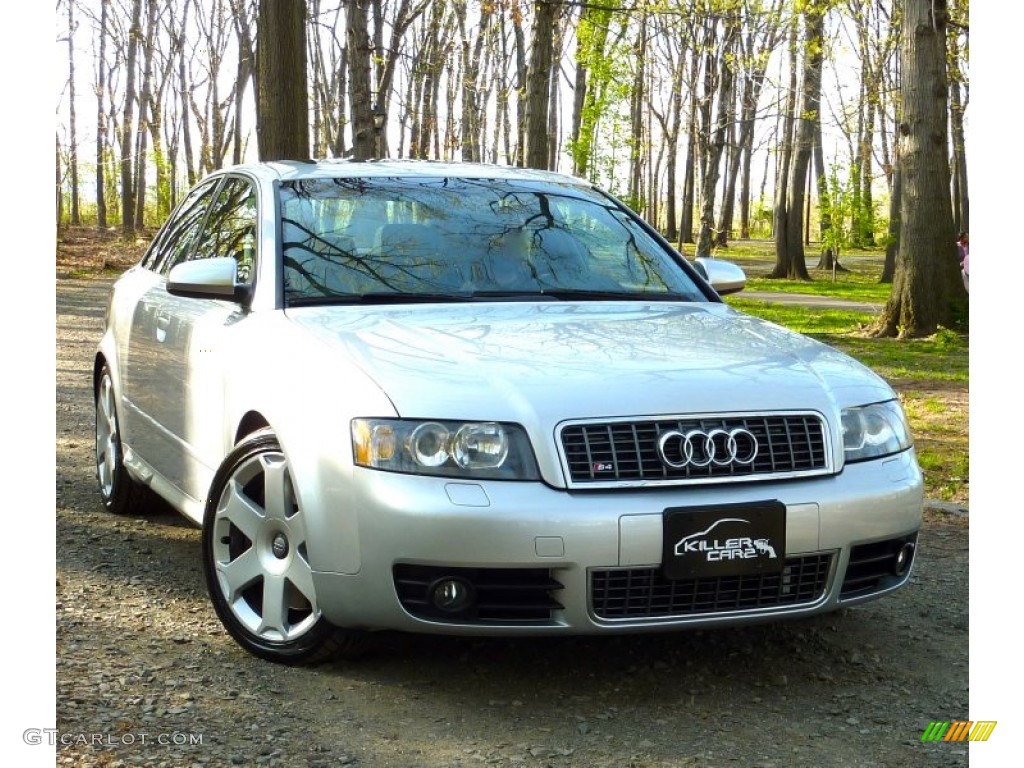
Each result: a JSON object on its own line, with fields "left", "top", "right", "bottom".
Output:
{"left": 662, "top": 501, "right": 786, "bottom": 580}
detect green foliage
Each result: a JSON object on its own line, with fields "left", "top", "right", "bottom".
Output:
{"left": 821, "top": 164, "right": 852, "bottom": 257}
{"left": 567, "top": 3, "right": 632, "bottom": 184}
{"left": 153, "top": 148, "right": 173, "bottom": 221}
{"left": 743, "top": 276, "right": 892, "bottom": 303}
{"left": 748, "top": 198, "right": 774, "bottom": 239}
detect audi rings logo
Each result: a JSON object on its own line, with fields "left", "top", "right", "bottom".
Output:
{"left": 656, "top": 428, "right": 759, "bottom": 469}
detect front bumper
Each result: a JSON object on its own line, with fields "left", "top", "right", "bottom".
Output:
{"left": 308, "top": 450, "right": 923, "bottom": 634}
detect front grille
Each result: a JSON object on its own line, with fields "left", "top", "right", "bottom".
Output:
{"left": 590, "top": 554, "right": 833, "bottom": 619}
{"left": 560, "top": 414, "right": 828, "bottom": 486}
{"left": 394, "top": 565, "right": 563, "bottom": 623}
{"left": 840, "top": 534, "right": 918, "bottom": 599}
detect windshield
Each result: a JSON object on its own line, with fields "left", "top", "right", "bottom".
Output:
{"left": 278, "top": 176, "right": 709, "bottom": 305}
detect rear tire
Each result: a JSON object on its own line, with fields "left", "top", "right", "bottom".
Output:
{"left": 202, "top": 428, "right": 369, "bottom": 664}
{"left": 95, "top": 364, "right": 149, "bottom": 515}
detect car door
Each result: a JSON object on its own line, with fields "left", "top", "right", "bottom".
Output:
{"left": 125, "top": 175, "right": 259, "bottom": 502}
{"left": 121, "top": 178, "right": 221, "bottom": 476}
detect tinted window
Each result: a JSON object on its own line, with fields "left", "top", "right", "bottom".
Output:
{"left": 278, "top": 177, "right": 706, "bottom": 304}
{"left": 155, "top": 179, "right": 220, "bottom": 276}
{"left": 192, "top": 177, "right": 258, "bottom": 283}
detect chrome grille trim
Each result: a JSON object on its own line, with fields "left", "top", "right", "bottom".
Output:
{"left": 557, "top": 412, "right": 832, "bottom": 488}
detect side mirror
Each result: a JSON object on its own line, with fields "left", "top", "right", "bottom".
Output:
{"left": 694, "top": 257, "right": 746, "bottom": 296}
{"left": 167, "top": 257, "right": 251, "bottom": 303}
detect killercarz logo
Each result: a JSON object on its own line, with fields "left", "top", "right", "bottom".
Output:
{"left": 674, "top": 518, "right": 778, "bottom": 563}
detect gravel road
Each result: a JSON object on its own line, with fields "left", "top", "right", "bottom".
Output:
{"left": 56, "top": 276, "right": 969, "bottom": 768}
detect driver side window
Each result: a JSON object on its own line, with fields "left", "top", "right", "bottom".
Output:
{"left": 155, "top": 180, "right": 219, "bottom": 277}
{"left": 192, "top": 177, "right": 258, "bottom": 284}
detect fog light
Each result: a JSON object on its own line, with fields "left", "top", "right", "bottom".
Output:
{"left": 429, "top": 577, "right": 475, "bottom": 614}
{"left": 893, "top": 542, "right": 915, "bottom": 576}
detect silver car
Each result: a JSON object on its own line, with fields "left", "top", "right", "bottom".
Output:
{"left": 94, "top": 161, "right": 923, "bottom": 664}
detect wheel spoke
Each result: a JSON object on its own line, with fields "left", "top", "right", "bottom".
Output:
{"left": 217, "top": 547, "right": 261, "bottom": 601}
{"left": 284, "top": 553, "right": 317, "bottom": 608}
{"left": 260, "top": 455, "right": 292, "bottom": 520}
{"left": 218, "top": 479, "right": 265, "bottom": 542}
{"left": 99, "top": 379, "right": 116, "bottom": 431}
{"left": 258, "top": 572, "right": 289, "bottom": 636}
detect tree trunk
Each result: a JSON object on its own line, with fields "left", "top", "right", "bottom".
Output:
{"left": 547, "top": 17, "right": 562, "bottom": 171}
{"left": 948, "top": 35, "right": 969, "bottom": 234}
{"left": 67, "top": 0, "right": 81, "bottom": 225}
{"left": 120, "top": 0, "right": 143, "bottom": 234}
{"left": 231, "top": 0, "right": 255, "bottom": 164}
{"left": 874, "top": 0, "right": 963, "bottom": 337}
{"left": 178, "top": 6, "right": 196, "bottom": 187}
{"left": 769, "top": 18, "right": 797, "bottom": 276}
{"left": 134, "top": 0, "right": 158, "bottom": 230}
{"left": 524, "top": 0, "right": 555, "bottom": 170}
{"left": 680, "top": 115, "right": 696, "bottom": 244}
{"left": 569, "top": 1, "right": 615, "bottom": 179}
{"left": 695, "top": 17, "right": 737, "bottom": 258}
{"left": 880, "top": 150, "right": 901, "bottom": 283}
{"left": 781, "top": 3, "right": 824, "bottom": 281}
{"left": 813, "top": 121, "right": 837, "bottom": 269}
{"left": 716, "top": 69, "right": 742, "bottom": 247}
{"left": 512, "top": 10, "right": 527, "bottom": 166}
{"left": 257, "top": 0, "right": 310, "bottom": 161}
{"left": 627, "top": 11, "right": 647, "bottom": 210}
{"left": 57, "top": 132, "right": 64, "bottom": 232}
{"left": 95, "top": 0, "right": 108, "bottom": 229}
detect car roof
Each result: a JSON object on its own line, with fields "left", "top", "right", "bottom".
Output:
{"left": 216, "top": 159, "right": 592, "bottom": 187}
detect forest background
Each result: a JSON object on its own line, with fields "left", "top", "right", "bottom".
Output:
{"left": 8, "top": 2, "right": 1017, "bottom": 765}
{"left": 54, "top": 0, "right": 969, "bottom": 336}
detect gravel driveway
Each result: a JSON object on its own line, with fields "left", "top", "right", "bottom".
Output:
{"left": 56, "top": 276, "right": 969, "bottom": 768}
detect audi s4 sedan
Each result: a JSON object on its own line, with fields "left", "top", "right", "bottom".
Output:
{"left": 94, "top": 160, "right": 923, "bottom": 664}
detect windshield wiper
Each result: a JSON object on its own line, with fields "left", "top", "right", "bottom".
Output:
{"left": 286, "top": 289, "right": 691, "bottom": 307}
{"left": 287, "top": 292, "right": 476, "bottom": 307}
{"left": 469, "top": 289, "right": 688, "bottom": 302}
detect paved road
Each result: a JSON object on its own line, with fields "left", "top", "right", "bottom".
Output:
{"left": 739, "top": 291, "right": 883, "bottom": 314}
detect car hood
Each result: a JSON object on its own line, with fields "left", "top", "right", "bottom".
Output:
{"left": 284, "top": 301, "right": 892, "bottom": 428}
{"left": 287, "top": 301, "right": 893, "bottom": 425}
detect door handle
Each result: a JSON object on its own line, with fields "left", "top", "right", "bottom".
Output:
{"left": 155, "top": 314, "right": 170, "bottom": 343}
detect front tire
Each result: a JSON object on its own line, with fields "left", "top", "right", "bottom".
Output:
{"left": 95, "top": 364, "right": 148, "bottom": 515}
{"left": 202, "top": 428, "right": 367, "bottom": 664}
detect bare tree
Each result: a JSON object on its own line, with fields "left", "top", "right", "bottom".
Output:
{"left": 649, "top": 16, "right": 689, "bottom": 241}
{"left": 230, "top": 0, "right": 257, "bottom": 165}
{"left": 948, "top": 14, "right": 968, "bottom": 234}
{"left": 66, "top": 0, "right": 82, "bottom": 225}
{"left": 120, "top": 0, "right": 143, "bottom": 233}
{"left": 94, "top": 0, "right": 109, "bottom": 229}
{"left": 627, "top": 9, "right": 648, "bottom": 210}
{"left": 769, "top": 13, "right": 798, "bottom": 276}
{"left": 778, "top": 0, "right": 826, "bottom": 279}
{"left": 695, "top": 14, "right": 738, "bottom": 258}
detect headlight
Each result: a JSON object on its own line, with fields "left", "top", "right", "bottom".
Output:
{"left": 841, "top": 400, "right": 913, "bottom": 463}
{"left": 352, "top": 419, "right": 539, "bottom": 480}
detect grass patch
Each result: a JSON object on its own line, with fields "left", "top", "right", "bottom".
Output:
{"left": 744, "top": 275, "right": 892, "bottom": 303}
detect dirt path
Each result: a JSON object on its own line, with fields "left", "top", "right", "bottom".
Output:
{"left": 55, "top": 276, "right": 969, "bottom": 768}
